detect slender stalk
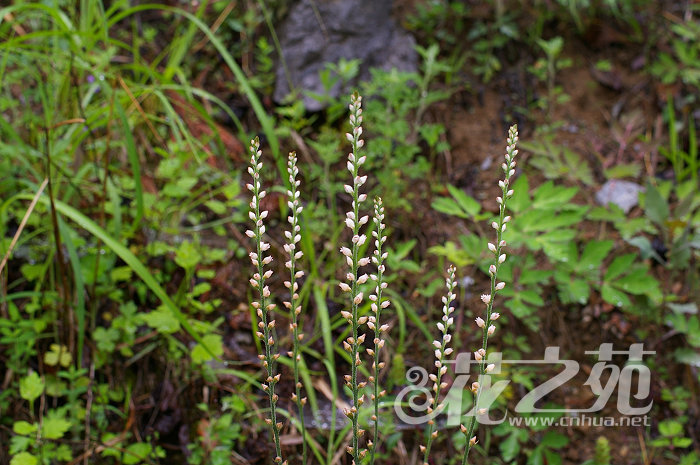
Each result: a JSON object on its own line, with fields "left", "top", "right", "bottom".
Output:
{"left": 283, "top": 151, "right": 308, "bottom": 463}
{"left": 339, "top": 92, "right": 370, "bottom": 465}
{"left": 421, "top": 265, "right": 457, "bottom": 465}
{"left": 461, "top": 124, "right": 519, "bottom": 465}
{"left": 246, "top": 138, "right": 285, "bottom": 465}
{"left": 368, "top": 197, "right": 390, "bottom": 464}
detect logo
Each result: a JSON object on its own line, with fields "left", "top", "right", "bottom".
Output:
{"left": 394, "top": 344, "right": 654, "bottom": 426}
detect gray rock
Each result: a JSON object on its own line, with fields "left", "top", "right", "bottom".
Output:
{"left": 273, "top": 0, "right": 418, "bottom": 111}
{"left": 595, "top": 180, "right": 645, "bottom": 213}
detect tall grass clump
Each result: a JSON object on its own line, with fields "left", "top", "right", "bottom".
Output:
{"left": 460, "top": 124, "right": 519, "bottom": 464}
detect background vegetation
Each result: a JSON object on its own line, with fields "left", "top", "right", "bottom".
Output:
{"left": 0, "top": 0, "right": 698, "bottom": 464}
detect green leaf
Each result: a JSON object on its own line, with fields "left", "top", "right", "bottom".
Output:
{"left": 141, "top": 306, "right": 181, "bottom": 334}
{"left": 604, "top": 254, "right": 636, "bottom": 281}
{"left": 614, "top": 269, "right": 660, "bottom": 295}
{"left": 508, "top": 175, "right": 530, "bottom": 213}
{"left": 587, "top": 205, "right": 625, "bottom": 222}
{"left": 544, "top": 449, "right": 563, "bottom": 465}
{"left": 42, "top": 412, "right": 71, "bottom": 439}
{"left": 658, "top": 419, "right": 683, "bottom": 437}
{"left": 123, "top": 442, "right": 152, "bottom": 465}
{"left": 542, "top": 431, "right": 569, "bottom": 448}
{"left": 19, "top": 372, "right": 44, "bottom": 403}
{"left": 427, "top": 241, "right": 474, "bottom": 267}
{"left": 507, "top": 297, "right": 536, "bottom": 319}
{"left": 110, "top": 266, "right": 133, "bottom": 282}
{"left": 499, "top": 431, "right": 522, "bottom": 462}
{"left": 10, "top": 452, "right": 37, "bottom": 465}
{"left": 191, "top": 334, "right": 223, "bottom": 364}
{"left": 644, "top": 182, "right": 670, "bottom": 225}
{"left": 520, "top": 290, "right": 545, "bottom": 306}
{"left": 532, "top": 182, "right": 578, "bottom": 210}
{"left": 175, "top": 241, "right": 201, "bottom": 270}
{"left": 604, "top": 163, "right": 641, "bottom": 179}
{"left": 204, "top": 199, "right": 226, "bottom": 215}
{"left": 578, "top": 240, "right": 614, "bottom": 272}
{"left": 673, "top": 437, "right": 693, "bottom": 448}
{"left": 558, "top": 278, "right": 590, "bottom": 305}
{"left": 601, "top": 284, "right": 632, "bottom": 308}
{"left": 431, "top": 197, "right": 469, "bottom": 219}
{"left": 541, "top": 240, "right": 574, "bottom": 263}
{"left": 12, "top": 421, "right": 37, "bottom": 436}
{"left": 447, "top": 184, "right": 481, "bottom": 217}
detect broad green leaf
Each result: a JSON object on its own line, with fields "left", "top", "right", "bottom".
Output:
{"left": 175, "top": 241, "right": 201, "bottom": 270}
{"left": 544, "top": 449, "right": 563, "bottom": 465}
{"left": 520, "top": 270, "right": 554, "bottom": 285}
{"left": 542, "top": 431, "right": 569, "bottom": 448}
{"left": 42, "top": 413, "right": 71, "bottom": 439}
{"left": 604, "top": 254, "right": 636, "bottom": 281}
{"left": 507, "top": 297, "right": 536, "bottom": 319}
{"left": 578, "top": 240, "right": 614, "bottom": 272}
{"left": 204, "top": 199, "right": 227, "bottom": 215}
{"left": 431, "top": 197, "right": 469, "bottom": 219}
{"left": 540, "top": 240, "right": 574, "bottom": 263}
{"left": 601, "top": 284, "right": 632, "bottom": 308}
{"left": 10, "top": 452, "right": 37, "bottom": 465}
{"left": 614, "top": 269, "right": 660, "bottom": 295}
{"left": 532, "top": 182, "right": 578, "bottom": 210}
{"left": 673, "top": 437, "right": 693, "bottom": 448}
{"left": 587, "top": 205, "right": 625, "bottom": 222}
{"left": 428, "top": 241, "right": 474, "bottom": 267}
{"left": 658, "top": 419, "right": 683, "bottom": 437}
{"left": 499, "top": 431, "right": 522, "bottom": 462}
{"left": 558, "top": 278, "right": 590, "bottom": 305}
{"left": 447, "top": 184, "right": 481, "bottom": 217}
{"left": 110, "top": 266, "right": 133, "bottom": 282}
{"left": 19, "top": 372, "right": 43, "bottom": 402}
{"left": 644, "top": 182, "right": 670, "bottom": 225}
{"left": 9, "top": 436, "right": 31, "bottom": 455}
{"left": 191, "top": 334, "right": 223, "bottom": 364}
{"left": 508, "top": 175, "right": 530, "bottom": 213}
{"left": 12, "top": 421, "right": 36, "bottom": 436}
{"left": 141, "top": 306, "right": 181, "bottom": 334}
{"left": 604, "top": 163, "right": 641, "bottom": 179}
{"left": 520, "top": 290, "right": 545, "bottom": 306}
{"left": 123, "top": 442, "right": 152, "bottom": 465}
